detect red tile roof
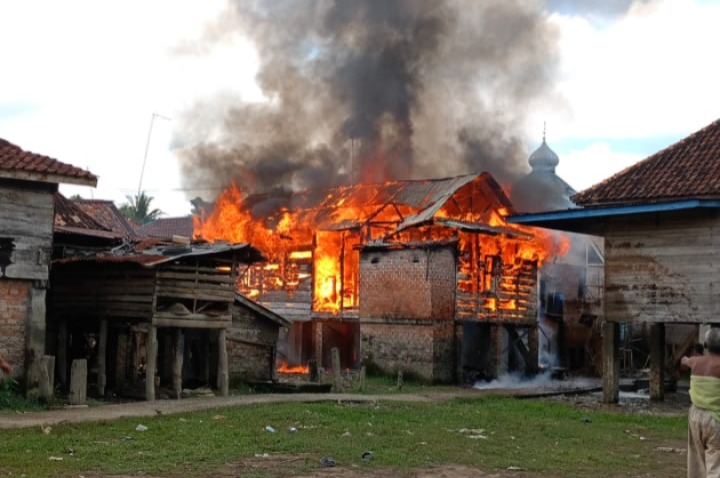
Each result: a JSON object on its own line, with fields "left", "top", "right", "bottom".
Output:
{"left": 0, "top": 138, "right": 97, "bottom": 186}
{"left": 572, "top": 118, "right": 720, "bottom": 206}
{"left": 74, "top": 199, "right": 137, "bottom": 237}
{"left": 54, "top": 194, "right": 124, "bottom": 240}
{"left": 136, "top": 216, "right": 194, "bottom": 240}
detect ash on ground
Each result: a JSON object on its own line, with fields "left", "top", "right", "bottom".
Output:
{"left": 545, "top": 387, "right": 691, "bottom": 416}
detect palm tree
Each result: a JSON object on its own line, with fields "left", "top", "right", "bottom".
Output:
{"left": 119, "top": 191, "right": 163, "bottom": 225}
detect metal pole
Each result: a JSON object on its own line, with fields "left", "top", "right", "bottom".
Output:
{"left": 137, "top": 113, "right": 170, "bottom": 197}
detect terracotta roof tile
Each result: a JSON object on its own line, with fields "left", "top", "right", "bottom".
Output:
{"left": 74, "top": 199, "right": 137, "bottom": 237}
{"left": 136, "top": 216, "right": 194, "bottom": 240}
{"left": 572, "top": 118, "right": 720, "bottom": 206}
{"left": 0, "top": 138, "right": 97, "bottom": 186}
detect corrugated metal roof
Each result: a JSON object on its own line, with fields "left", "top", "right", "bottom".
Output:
{"left": 235, "top": 293, "right": 291, "bottom": 327}
{"left": 55, "top": 242, "right": 264, "bottom": 267}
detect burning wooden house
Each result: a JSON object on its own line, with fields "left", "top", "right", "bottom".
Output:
{"left": 511, "top": 116, "right": 720, "bottom": 402}
{"left": 194, "top": 172, "right": 567, "bottom": 382}
{"left": 47, "top": 241, "right": 264, "bottom": 401}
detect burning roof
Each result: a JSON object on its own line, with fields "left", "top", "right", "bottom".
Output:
{"left": 195, "top": 171, "right": 567, "bottom": 315}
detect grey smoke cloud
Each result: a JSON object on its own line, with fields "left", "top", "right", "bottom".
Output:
{"left": 174, "top": 0, "right": 562, "bottom": 197}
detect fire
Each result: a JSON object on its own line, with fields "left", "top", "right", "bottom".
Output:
{"left": 277, "top": 360, "right": 309, "bottom": 374}
{"left": 193, "top": 175, "right": 569, "bottom": 318}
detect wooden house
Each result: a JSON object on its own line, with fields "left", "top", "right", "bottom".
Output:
{"left": 195, "top": 173, "right": 553, "bottom": 383}
{"left": 0, "top": 139, "right": 96, "bottom": 393}
{"left": 48, "top": 242, "right": 264, "bottom": 400}
{"left": 510, "top": 117, "right": 720, "bottom": 402}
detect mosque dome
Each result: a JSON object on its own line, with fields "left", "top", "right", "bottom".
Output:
{"left": 528, "top": 139, "right": 560, "bottom": 172}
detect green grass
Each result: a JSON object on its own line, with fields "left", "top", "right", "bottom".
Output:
{"left": 0, "top": 395, "right": 687, "bottom": 478}
{"left": 0, "top": 378, "right": 45, "bottom": 412}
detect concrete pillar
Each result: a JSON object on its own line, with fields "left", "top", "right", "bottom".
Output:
{"left": 39, "top": 355, "right": 55, "bottom": 403}
{"left": 649, "top": 323, "right": 666, "bottom": 401}
{"left": 69, "top": 359, "right": 87, "bottom": 406}
{"left": 602, "top": 321, "right": 620, "bottom": 404}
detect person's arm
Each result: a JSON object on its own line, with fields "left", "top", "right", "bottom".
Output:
{"left": 681, "top": 355, "right": 695, "bottom": 370}
{"left": 0, "top": 356, "right": 12, "bottom": 375}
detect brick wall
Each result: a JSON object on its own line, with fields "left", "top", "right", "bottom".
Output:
{"left": 0, "top": 278, "right": 31, "bottom": 377}
{"left": 360, "top": 319, "right": 455, "bottom": 383}
{"left": 360, "top": 246, "right": 456, "bottom": 320}
{"left": 359, "top": 245, "right": 458, "bottom": 382}
{"left": 228, "top": 340, "right": 273, "bottom": 383}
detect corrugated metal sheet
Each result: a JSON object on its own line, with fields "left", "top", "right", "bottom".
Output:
{"left": 55, "top": 242, "right": 263, "bottom": 267}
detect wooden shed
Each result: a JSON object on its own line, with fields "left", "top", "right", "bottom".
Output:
{"left": 48, "top": 242, "right": 263, "bottom": 400}
{"left": 229, "top": 293, "right": 291, "bottom": 383}
{"left": 0, "top": 139, "right": 96, "bottom": 393}
{"left": 510, "top": 117, "right": 720, "bottom": 402}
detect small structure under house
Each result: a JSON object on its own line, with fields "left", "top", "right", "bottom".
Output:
{"left": 48, "top": 242, "right": 264, "bottom": 401}
{"left": 229, "top": 293, "right": 291, "bottom": 383}
{"left": 510, "top": 116, "right": 720, "bottom": 402}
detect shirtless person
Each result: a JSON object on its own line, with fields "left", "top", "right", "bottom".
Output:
{"left": 681, "top": 328, "right": 720, "bottom": 477}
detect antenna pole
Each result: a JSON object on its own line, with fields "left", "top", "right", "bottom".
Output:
{"left": 137, "top": 112, "right": 171, "bottom": 197}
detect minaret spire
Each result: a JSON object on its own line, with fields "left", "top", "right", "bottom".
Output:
{"left": 543, "top": 121, "right": 546, "bottom": 143}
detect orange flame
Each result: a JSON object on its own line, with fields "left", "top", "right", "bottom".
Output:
{"left": 193, "top": 177, "right": 569, "bottom": 317}
{"left": 277, "top": 360, "right": 309, "bottom": 374}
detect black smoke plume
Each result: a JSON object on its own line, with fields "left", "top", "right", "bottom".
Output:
{"left": 174, "top": 0, "right": 561, "bottom": 198}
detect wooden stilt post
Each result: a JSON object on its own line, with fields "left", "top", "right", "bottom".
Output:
{"left": 173, "top": 328, "right": 184, "bottom": 399}
{"left": 217, "top": 329, "right": 229, "bottom": 397}
{"left": 527, "top": 325, "right": 539, "bottom": 376}
{"left": 649, "top": 323, "right": 666, "bottom": 401}
{"left": 57, "top": 319, "right": 68, "bottom": 389}
{"left": 491, "top": 325, "right": 508, "bottom": 378}
{"left": 331, "top": 347, "right": 341, "bottom": 392}
{"left": 602, "top": 321, "right": 620, "bottom": 404}
{"left": 97, "top": 319, "right": 108, "bottom": 397}
{"left": 145, "top": 325, "right": 158, "bottom": 401}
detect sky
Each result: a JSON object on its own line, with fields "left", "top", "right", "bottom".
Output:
{"left": 1, "top": 0, "right": 719, "bottom": 217}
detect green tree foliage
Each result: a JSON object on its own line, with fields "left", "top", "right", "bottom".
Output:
{"left": 119, "top": 191, "right": 163, "bottom": 225}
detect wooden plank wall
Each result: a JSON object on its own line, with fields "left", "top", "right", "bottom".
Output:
{"left": 0, "top": 181, "right": 54, "bottom": 280}
{"left": 604, "top": 210, "right": 720, "bottom": 324}
{"left": 50, "top": 265, "right": 156, "bottom": 319}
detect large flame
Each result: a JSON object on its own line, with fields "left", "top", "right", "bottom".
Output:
{"left": 194, "top": 178, "right": 568, "bottom": 316}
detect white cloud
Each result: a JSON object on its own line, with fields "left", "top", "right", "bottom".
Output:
{"left": 537, "top": 0, "right": 720, "bottom": 141}
{"left": 0, "top": 0, "right": 259, "bottom": 217}
{"left": 556, "top": 142, "right": 645, "bottom": 192}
